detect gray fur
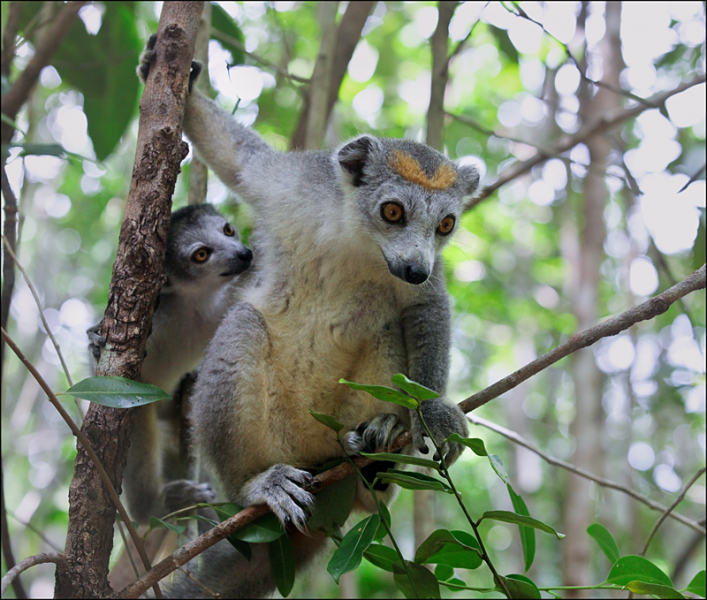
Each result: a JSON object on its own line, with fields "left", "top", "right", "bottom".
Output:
{"left": 168, "top": 79, "right": 478, "bottom": 597}
{"left": 88, "top": 204, "right": 251, "bottom": 524}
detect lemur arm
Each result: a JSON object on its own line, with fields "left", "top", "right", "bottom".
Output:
{"left": 401, "top": 262, "right": 468, "bottom": 464}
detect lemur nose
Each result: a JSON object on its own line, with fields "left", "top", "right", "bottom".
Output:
{"left": 238, "top": 247, "right": 253, "bottom": 263}
{"left": 404, "top": 263, "right": 429, "bottom": 285}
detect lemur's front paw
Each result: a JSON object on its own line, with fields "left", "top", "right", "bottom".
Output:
{"left": 342, "top": 413, "right": 407, "bottom": 455}
{"left": 137, "top": 33, "right": 202, "bottom": 92}
{"left": 241, "top": 464, "right": 314, "bottom": 531}
{"left": 163, "top": 480, "right": 216, "bottom": 514}
{"left": 86, "top": 323, "right": 105, "bottom": 362}
{"left": 411, "top": 399, "right": 468, "bottom": 466}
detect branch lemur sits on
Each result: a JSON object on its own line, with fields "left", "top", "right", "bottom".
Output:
{"left": 88, "top": 203, "right": 252, "bottom": 524}
{"left": 139, "top": 34, "right": 479, "bottom": 598}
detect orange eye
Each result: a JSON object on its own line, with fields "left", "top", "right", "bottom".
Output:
{"left": 192, "top": 248, "right": 210, "bottom": 263}
{"left": 437, "top": 216, "right": 455, "bottom": 236}
{"left": 223, "top": 223, "right": 235, "bottom": 236}
{"left": 381, "top": 202, "right": 405, "bottom": 224}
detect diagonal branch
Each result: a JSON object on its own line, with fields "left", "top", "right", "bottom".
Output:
{"left": 467, "top": 74, "right": 707, "bottom": 210}
{"left": 468, "top": 414, "right": 705, "bottom": 535}
{"left": 459, "top": 264, "right": 706, "bottom": 413}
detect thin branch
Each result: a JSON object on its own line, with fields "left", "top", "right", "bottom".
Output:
{"left": 447, "top": 2, "right": 489, "bottom": 62}
{"left": 468, "top": 74, "right": 707, "bottom": 210}
{"left": 0, "top": 328, "right": 158, "bottom": 597}
{"left": 459, "top": 264, "right": 706, "bottom": 413}
{"left": 303, "top": 1, "right": 339, "bottom": 149}
{"left": 678, "top": 162, "right": 706, "bottom": 193}
{"left": 2, "top": 235, "right": 77, "bottom": 392}
{"left": 1, "top": 463, "right": 27, "bottom": 599}
{"left": 468, "top": 414, "right": 706, "bottom": 536}
{"left": 1, "top": 553, "right": 67, "bottom": 596}
{"left": 210, "top": 27, "right": 309, "bottom": 84}
{"left": 509, "top": 4, "right": 652, "bottom": 107}
{"left": 641, "top": 467, "right": 707, "bottom": 556}
{"left": 6, "top": 508, "right": 63, "bottom": 552}
{"left": 1, "top": 1, "right": 89, "bottom": 145}
{"left": 1, "top": 2, "right": 22, "bottom": 76}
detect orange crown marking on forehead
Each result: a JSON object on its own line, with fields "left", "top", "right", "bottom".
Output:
{"left": 389, "top": 149, "right": 457, "bottom": 191}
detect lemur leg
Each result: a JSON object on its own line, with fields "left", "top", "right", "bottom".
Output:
{"left": 193, "top": 302, "right": 315, "bottom": 529}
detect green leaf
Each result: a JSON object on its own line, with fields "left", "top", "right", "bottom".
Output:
{"left": 625, "top": 581, "right": 685, "bottom": 599}
{"left": 488, "top": 25, "right": 520, "bottom": 64}
{"left": 327, "top": 515, "right": 380, "bottom": 583}
{"left": 498, "top": 574, "right": 541, "bottom": 599}
{"left": 362, "top": 452, "right": 440, "bottom": 470}
{"left": 434, "top": 564, "right": 455, "bottom": 581}
{"left": 339, "top": 378, "right": 418, "bottom": 409}
{"left": 488, "top": 454, "right": 509, "bottom": 483}
{"left": 507, "top": 485, "right": 535, "bottom": 572}
{"left": 685, "top": 570, "right": 706, "bottom": 597}
{"left": 393, "top": 560, "right": 441, "bottom": 599}
{"left": 587, "top": 523, "right": 621, "bottom": 565}
{"left": 480, "top": 511, "right": 565, "bottom": 539}
{"left": 419, "top": 530, "right": 483, "bottom": 570}
{"left": 416, "top": 529, "right": 479, "bottom": 564}
{"left": 148, "top": 516, "right": 185, "bottom": 535}
{"left": 309, "top": 409, "right": 344, "bottom": 433}
{"left": 15, "top": 143, "right": 65, "bottom": 157}
{"left": 51, "top": 2, "right": 141, "bottom": 160}
{"left": 374, "top": 501, "right": 391, "bottom": 540}
{"left": 308, "top": 474, "right": 356, "bottom": 533}
{"left": 606, "top": 555, "right": 673, "bottom": 587}
{"left": 233, "top": 514, "right": 285, "bottom": 544}
{"left": 376, "top": 470, "right": 453, "bottom": 493}
{"left": 445, "top": 434, "right": 488, "bottom": 456}
{"left": 64, "top": 377, "right": 170, "bottom": 408}
{"left": 269, "top": 534, "right": 296, "bottom": 597}
{"left": 391, "top": 373, "right": 440, "bottom": 400}
{"left": 363, "top": 544, "right": 400, "bottom": 572}
{"left": 211, "top": 2, "right": 246, "bottom": 65}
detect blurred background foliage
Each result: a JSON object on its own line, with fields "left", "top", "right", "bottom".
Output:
{"left": 1, "top": 1, "right": 705, "bottom": 598}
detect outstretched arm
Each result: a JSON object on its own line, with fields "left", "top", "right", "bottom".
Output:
{"left": 402, "top": 265, "right": 468, "bottom": 464}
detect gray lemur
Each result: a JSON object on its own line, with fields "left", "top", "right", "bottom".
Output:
{"left": 147, "top": 55, "right": 479, "bottom": 597}
{"left": 88, "top": 203, "right": 252, "bottom": 524}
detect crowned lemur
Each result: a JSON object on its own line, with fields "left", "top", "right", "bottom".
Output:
{"left": 139, "top": 35, "right": 479, "bottom": 597}
{"left": 88, "top": 203, "right": 252, "bottom": 524}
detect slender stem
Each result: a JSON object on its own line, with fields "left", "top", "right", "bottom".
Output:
{"left": 339, "top": 444, "right": 420, "bottom": 597}
{"left": 415, "top": 405, "right": 510, "bottom": 598}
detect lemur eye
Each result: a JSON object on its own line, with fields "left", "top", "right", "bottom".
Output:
{"left": 381, "top": 202, "right": 405, "bottom": 224}
{"left": 223, "top": 223, "right": 235, "bottom": 236}
{"left": 192, "top": 248, "right": 211, "bottom": 263}
{"left": 437, "top": 215, "right": 455, "bottom": 236}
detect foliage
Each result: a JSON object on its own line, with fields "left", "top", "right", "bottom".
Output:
{"left": 1, "top": 1, "right": 705, "bottom": 598}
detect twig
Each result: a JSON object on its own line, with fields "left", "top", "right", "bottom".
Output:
{"left": 468, "top": 74, "right": 707, "bottom": 209}
{"left": 2, "top": 235, "right": 78, "bottom": 393}
{"left": 459, "top": 264, "right": 706, "bottom": 413}
{"left": 641, "top": 467, "right": 707, "bottom": 556}
{"left": 467, "top": 414, "right": 706, "bottom": 536}
{"left": 447, "top": 1, "right": 489, "bottom": 62}
{"left": 6, "top": 508, "right": 63, "bottom": 552}
{"left": 210, "top": 27, "right": 309, "bottom": 84}
{"left": 0, "top": 328, "right": 160, "bottom": 597}
{"left": 1, "top": 464, "right": 27, "bottom": 599}
{"left": 678, "top": 163, "right": 706, "bottom": 193}
{"left": 1, "top": 1, "right": 88, "bottom": 145}
{"left": 508, "top": 4, "right": 652, "bottom": 107}
{"left": 1, "top": 552, "right": 67, "bottom": 595}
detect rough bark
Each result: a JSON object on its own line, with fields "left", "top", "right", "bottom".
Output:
{"left": 54, "top": 4, "right": 203, "bottom": 597}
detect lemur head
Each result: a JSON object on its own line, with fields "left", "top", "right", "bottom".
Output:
{"left": 336, "top": 135, "right": 479, "bottom": 285}
{"left": 163, "top": 204, "right": 252, "bottom": 294}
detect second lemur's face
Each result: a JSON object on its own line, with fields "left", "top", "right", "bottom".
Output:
{"left": 337, "top": 136, "right": 480, "bottom": 285}
{"left": 164, "top": 205, "right": 252, "bottom": 293}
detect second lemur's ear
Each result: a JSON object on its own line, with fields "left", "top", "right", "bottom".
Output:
{"left": 338, "top": 135, "right": 377, "bottom": 187}
{"left": 457, "top": 164, "right": 480, "bottom": 199}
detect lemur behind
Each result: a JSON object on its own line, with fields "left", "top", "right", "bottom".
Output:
{"left": 89, "top": 204, "right": 252, "bottom": 523}
{"left": 150, "top": 56, "right": 479, "bottom": 596}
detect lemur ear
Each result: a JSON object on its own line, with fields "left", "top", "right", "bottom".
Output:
{"left": 457, "top": 164, "right": 480, "bottom": 198}
{"left": 338, "top": 135, "right": 377, "bottom": 187}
